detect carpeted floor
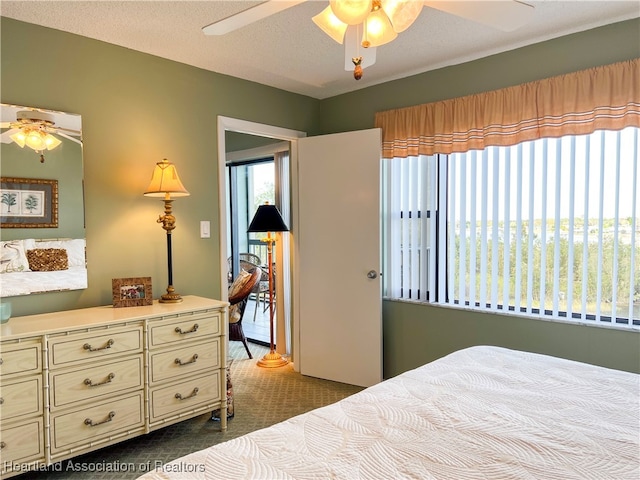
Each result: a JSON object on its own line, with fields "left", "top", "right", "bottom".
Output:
{"left": 15, "top": 342, "right": 363, "bottom": 480}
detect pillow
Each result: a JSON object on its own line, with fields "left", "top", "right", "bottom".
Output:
{"left": 34, "top": 239, "right": 85, "bottom": 267}
{"left": 0, "top": 240, "right": 31, "bottom": 273}
{"left": 26, "top": 248, "right": 69, "bottom": 272}
{"left": 228, "top": 269, "right": 252, "bottom": 324}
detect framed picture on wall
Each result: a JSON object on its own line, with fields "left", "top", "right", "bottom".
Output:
{"left": 112, "top": 277, "right": 153, "bottom": 308}
{"left": 0, "top": 177, "right": 58, "bottom": 228}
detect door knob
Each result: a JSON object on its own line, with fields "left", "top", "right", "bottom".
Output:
{"left": 367, "top": 270, "right": 378, "bottom": 279}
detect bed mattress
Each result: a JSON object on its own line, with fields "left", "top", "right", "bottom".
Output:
{"left": 137, "top": 346, "right": 639, "bottom": 480}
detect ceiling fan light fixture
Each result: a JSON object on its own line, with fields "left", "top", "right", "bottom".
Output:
{"left": 362, "top": 7, "right": 397, "bottom": 47}
{"left": 6, "top": 110, "right": 66, "bottom": 152}
{"left": 312, "top": 6, "right": 348, "bottom": 44}
{"left": 11, "top": 127, "right": 61, "bottom": 152}
{"left": 330, "top": 0, "right": 372, "bottom": 25}
{"left": 381, "top": 0, "right": 423, "bottom": 32}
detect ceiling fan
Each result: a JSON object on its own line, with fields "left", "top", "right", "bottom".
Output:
{"left": 1, "top": 110, "right": 82, "bottom": 162}
{"left": 202, "top": 1, "right": 535, "bottom": 79}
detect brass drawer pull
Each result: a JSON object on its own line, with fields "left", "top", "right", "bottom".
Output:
{"left": 0, "top": 441, "right": 5, "bottom": 449}
{"left": 175, "top": 323, "right": 199, "bottom": 335}
{"left": 84, "top": 411, "right": 115, "bottom": 427}
{"left": 175, "top": 354, "right": 198, "bottom": 366}
{"left": 84, "top": 372, "right": 115, "bottom": 387}
{"left": 0, "top": 397, "right": 4, "bottom": 404}
{"left": 83, "top": 339, "right": 115, "bottom": 352}
{"left": 175, "top": 387, "right": 199, "bottom": 400}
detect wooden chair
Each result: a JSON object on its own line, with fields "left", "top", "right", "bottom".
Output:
{"left": 228, "top": 266, "right": 262, "bottom": 359}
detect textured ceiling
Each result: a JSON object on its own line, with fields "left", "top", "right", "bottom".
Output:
{"left": 1, "top": 1, "right": 638, "bottom": 99}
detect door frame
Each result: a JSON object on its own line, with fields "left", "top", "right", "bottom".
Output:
{"left": 217, "top": 116, "right": 306, "bottom": 368}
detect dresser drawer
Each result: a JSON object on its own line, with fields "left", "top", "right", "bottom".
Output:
{"left": 0, "top": 418, "right": 44, "bottom": 468}
{"left": 148, "top": 310, "right": 221, "bottom": 347}
{"left": 50, "top": 355, "right": 143, "bottom": 408}
{"left": 150, "top": 371, "right": 221, "bottom": 422}
{"left": 49, "top": 325, "right": 143, "bottom": 367}
{"left": 51, "top": 392, "right": 144, "bottom": 453}
{"left": 149, "top": 339, "right": 220, "bottom": 384}
{"left": 0, "top": 340, "right": 41, "bottom": 378}
{"left": 0, "top": 377, "right": 42, "bottom": 421}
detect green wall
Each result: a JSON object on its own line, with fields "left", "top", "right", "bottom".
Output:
{"left": 1, "top": 17, "right": 320, "bottom": 314}
{"left": 318, "top": 19, "right": 640, "bottom": 134}
{"left": 316, "top": 18, "right": 640, "bottom": 376}
{"left": 1, "top": 17, "right": 638, "bottom": 375}
{"left": 0, "top": 136, "right": 84, "bottom": 240}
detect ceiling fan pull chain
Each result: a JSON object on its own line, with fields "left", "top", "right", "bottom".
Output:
{"left": 352, "top": 56, "right": 363, "bottom": 80}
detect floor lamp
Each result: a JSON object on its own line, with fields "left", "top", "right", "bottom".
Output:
{"left": 247, "top": 203, "right": 289, "bottom": 368}
{"left": 144, "top": 158, "right": 190, "bottom": 303}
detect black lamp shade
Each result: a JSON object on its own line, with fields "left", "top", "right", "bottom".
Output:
{"left": 247, "top": 204, "right": 289, "bottom": 232}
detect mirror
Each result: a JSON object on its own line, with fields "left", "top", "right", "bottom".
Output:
{"left": 0, "top": 103, "right": 86, "bottom": 296}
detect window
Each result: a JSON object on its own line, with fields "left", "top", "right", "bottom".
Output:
{"left": 227, "top": 158, "right": 275, "bottom": 268}
{"left": 383, "top": 127, "right": 639, "bottom": 328}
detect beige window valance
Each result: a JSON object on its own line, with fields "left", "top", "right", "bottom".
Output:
{"left": 375, "top": 58, "right": 640, "bottom": 159}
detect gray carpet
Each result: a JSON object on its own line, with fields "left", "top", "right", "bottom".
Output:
{"left": 16, "top": 342, "right": 363, "bottom": 480}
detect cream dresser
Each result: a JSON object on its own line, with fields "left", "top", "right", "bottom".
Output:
{"left": 0, "top": 296, "right": 227, "bottom": 478}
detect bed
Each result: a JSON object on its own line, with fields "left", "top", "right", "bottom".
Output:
{"left": 137, "top": 346, "right": 639, "bottom": 480}
{"left": 0, "top": 238, "right": 87, "bottom": 296}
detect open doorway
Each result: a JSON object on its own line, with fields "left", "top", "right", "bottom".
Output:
{"left": 227, "top": 154, "right": 276, "bottom": 345}
{"left": 219, "top": 119, "right": 305, "bottom": 362}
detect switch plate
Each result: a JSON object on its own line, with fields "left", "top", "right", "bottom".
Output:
{"left": 200, "top": 221, "right": 210, "bottom": 238}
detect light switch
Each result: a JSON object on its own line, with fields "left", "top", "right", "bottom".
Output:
{"left": 200, "top": 221, "right": 211, "bottom": 238}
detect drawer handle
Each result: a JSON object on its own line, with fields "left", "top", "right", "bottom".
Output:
{"left": 83, "top": 339, "right": 115, "bottom": 352}
{"left": 0, "top": 441, "right": 5, "bottom": 449}
{"left": 175, "top": 323, "right": 199, "bottom": 335}
{"left": 85, "top": 411, "right": 115, "bottom": 427}
{"left": 175, "top": 387, "right": 199, "bottom": 401}
{"left": 175, "top": 354, "right": 198, "bottom": 366}
{"left": 84, "top": 372, "right": 115, "bottom": 387}
{"left": 0, "top": 397, "right": 3, "bottom": 405}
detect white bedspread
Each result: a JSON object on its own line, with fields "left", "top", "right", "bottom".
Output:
{"left": 138, "top": 346, "right": 640, "bottom": 480}
{"left": 0, "top": 266, "right": 88, "bottom": 297}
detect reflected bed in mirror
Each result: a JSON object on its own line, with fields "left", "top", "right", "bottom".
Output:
{"left": 0, "top": 104, "right": 86, "bottom": 297}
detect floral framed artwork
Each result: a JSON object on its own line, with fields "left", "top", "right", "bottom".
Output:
{"left": 112, "top": 277, "right": 153, "bottom": 308}
{"left": 0, "top": 177, "right": 58, "bottom": 228}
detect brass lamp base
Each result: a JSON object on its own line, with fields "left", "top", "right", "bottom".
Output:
{"left": 256, "top": 351, "right": 289, "bottom": 368}
{"left": 159, "top": 285, "right": 183, "bottom": 303}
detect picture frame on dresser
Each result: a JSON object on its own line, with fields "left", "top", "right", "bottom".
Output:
{"left": 0, "top": 177, "right": 58, "bottom": 228}
{"left": 112, "top": 276, "right": 153, "bottom": 307}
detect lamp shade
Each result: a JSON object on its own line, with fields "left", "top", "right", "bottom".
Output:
{"left": 312, "top": 5, "right": 348, "bottom": 44}
{"left": 362, "top": 7, "right": 397, "bottom": 47}
{"left": 247, "top": 204, "right": 289, "bottom": 233}
{"left": 381, "top": 0, "right": 423, "bottom": 32}
{"left": 144, "top": 158, "right": 190, "bottom": 197}
{"left": 330, "top": 0, "right": 372, "bottom": 25}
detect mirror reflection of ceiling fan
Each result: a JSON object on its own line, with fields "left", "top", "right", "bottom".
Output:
{"left": 202, "top": 0, "right": 535, "bottom": 79}
{"left": 1, "top": 109, "right": 82, "bottom": 162}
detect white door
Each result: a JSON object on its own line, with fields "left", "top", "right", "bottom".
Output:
{"left": 297, "top": 129, "right": 382, "bottom": 387}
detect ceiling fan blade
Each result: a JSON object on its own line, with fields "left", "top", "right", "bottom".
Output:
{"left": 51, "top": 125, "right": 81, "bottom": 136}
{"left": 0, "top": 122, "right": 12, "bottom": 129}
{"left": 202, "top": 0, "right": 307, "bottom": 36}
{"left": 424, "top": 1, "right": 534, "bottom": 32}
{"left": 0, "top": 129, "right": 18, "bottom": 143}
{"left": 56, "top": 131, "right": 82, "bottom": 145}
{"left": 344, "top": 26, "right": 376, "bottom": 71}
